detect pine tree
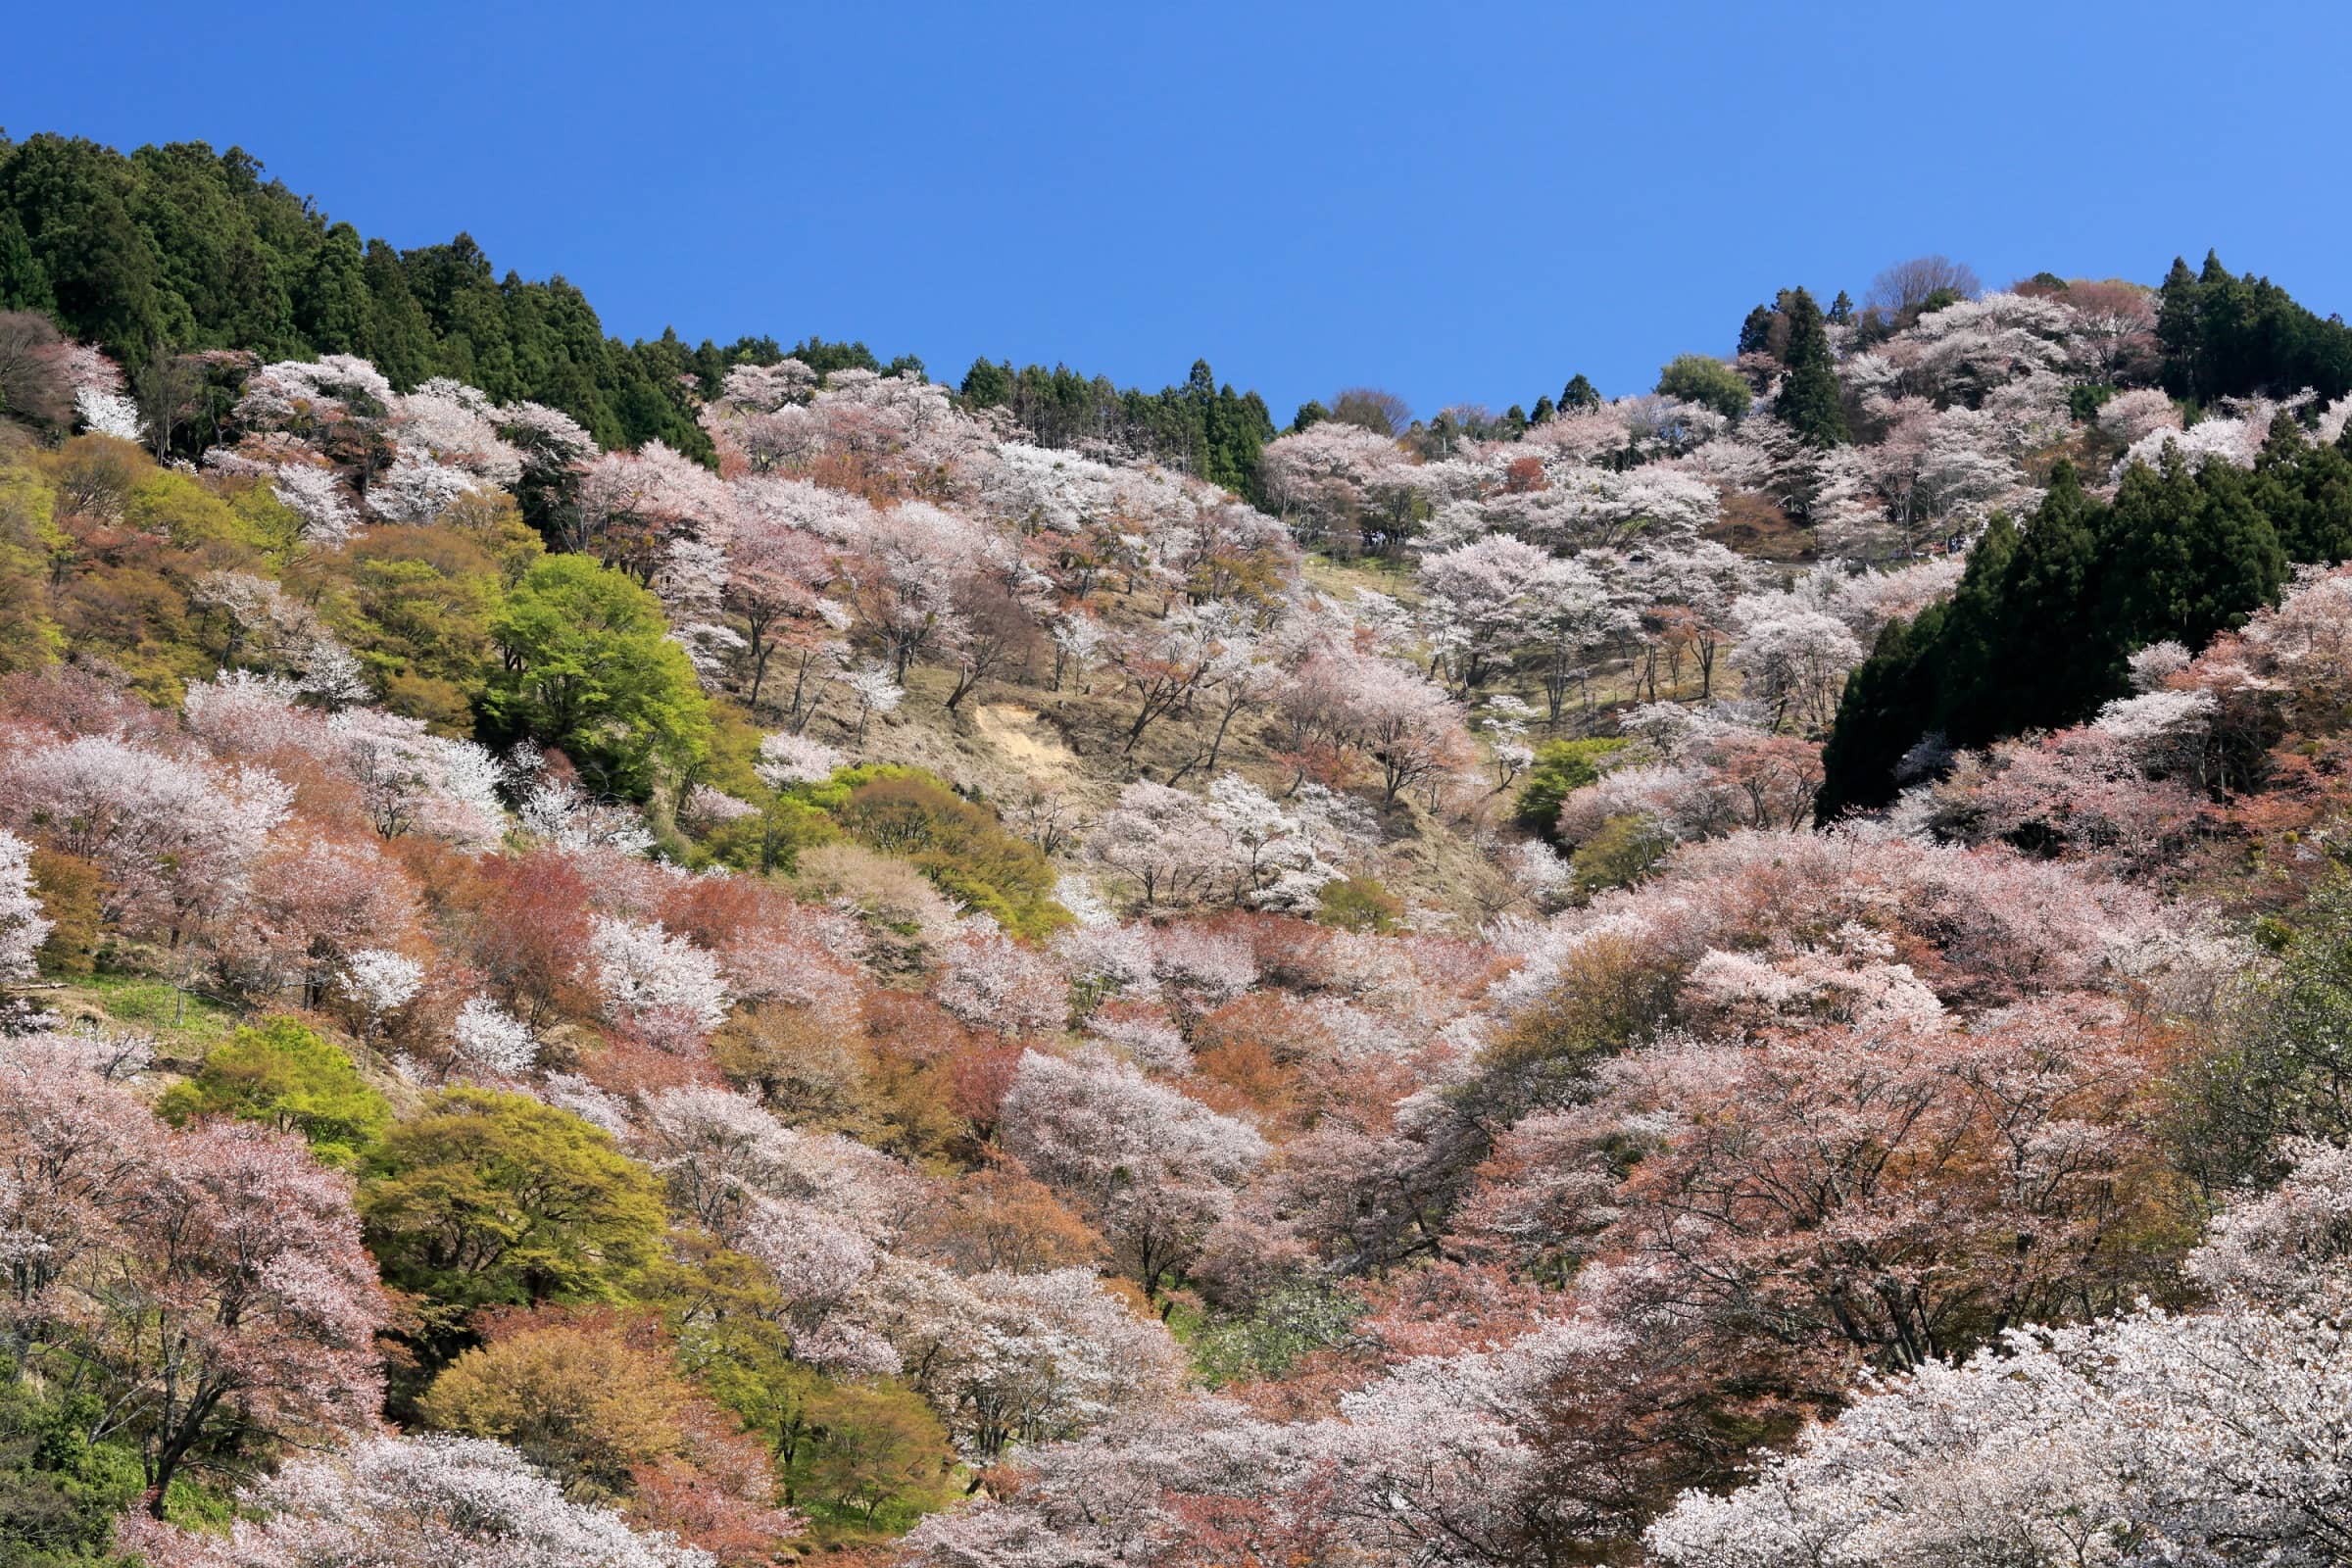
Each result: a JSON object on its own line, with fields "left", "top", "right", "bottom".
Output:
{"left": 1774, "top": 286, "right": 1848, "bottom": 447}
{"left": 1560, "top": 372, "right": 1600, "bottom": 410}
{"left": 2102, "top": 449, "right": 2283, "bottom": 649}
{"left": 0, "top": 209, "right": 51, "bottom": 312}
{"left": 959, "top": 356, "right": 1012, "bottom": 407}
{"left": 2250, "top": 414, "right": 2352, "bottom": 564}
{"left": 361, "top": 238, "right": 438, "bottom": 390}
{"left": 296, "top": 221, "right": 372, "bottom": 356}
{"left": 1991, "top": 464, "right": 2113, "bottom": 725}
{"left": 1814, "top": 609, "right": 1939, "bottom": 821}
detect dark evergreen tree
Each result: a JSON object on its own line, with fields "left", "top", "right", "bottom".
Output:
{"left": 2155, "top": 255, "right": 2203, "bottom": 400}
{"left": 2251, "top": 412, "right": 2352, "bottom": 563}
{"left": 295, "top": 222, "right": 372, "bottom": 355}
{"left": 0, "top": 209, "right": 50, "bottom": 311}
{"left": 1985, "top": 464, "right": 2112, "bottom": 727}
{"left": 2101, "top": 449, "right": 2284, "bottom": 649}
{"left": 1774, "top": 286, "right": 1848, "bottom": 447}
{"left": 959, "top": 356, "right": 1013, "bottom": 407}
{"left": 1814, "top": 610, "right": 1941, "bottom": 823}
{"left": 1560, "top": 372, "right": 1601, "bottom": 410}
{"left": 360, "top": 238, "right": 439, "bottom": 390}
{"left": 2155, "top": 251, "right": 2352, "bottom": 405}
{"left": 1817, "top": 453, "right": 2300, "bottom": 819}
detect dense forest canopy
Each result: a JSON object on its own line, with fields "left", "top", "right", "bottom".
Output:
{"left": 3, "top": 129, "right": 2352, "bottom": 1568}
{"left": 0, "top": 132, "right": 1272, "bottom": 490}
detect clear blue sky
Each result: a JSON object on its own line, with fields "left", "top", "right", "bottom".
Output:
{"left": 4, "top": 1, "right": 2344, "bottom": 423}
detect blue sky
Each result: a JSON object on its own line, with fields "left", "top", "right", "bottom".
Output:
{"left": 4, "top": 1, "right": 2345, "bottom": 423}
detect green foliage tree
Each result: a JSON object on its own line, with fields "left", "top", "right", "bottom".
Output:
{"left": 1196, "top": 1278, "right": 1365, "bottom": 1385}
{"left": 330, "top": 511, "right": 534, "bottom": 731}
{"left": 0, "top": 1373, "right": 150, "bottom": 1566}
{"left": 359, "top": 1090, "right": 667, "bottom": 1332}
{"left": 1315, "top": 876, "right": 1403, "bottom": 933}
{"left": 0, "top": 463, "right": 62, "bottom": 675}
{"left": 643, "top": 1246, "right": 952, "bottom": 1537}
{"left": 483, "top": 555, "right": 710, "bottom": 799}
{"left": 1568, "top": 812, "right": 1673, "bottom": 895}
{"left": 1514, "top": 737, "right": 1629, "bottom": 841}
{"left": 1655, "top": 354, "right": 1752, "bottom": 419}
{"left": 787, "top": 1383, "right": 955, "bottom": 1531}
{"left": 415, "top": 1318, "right": 690, "bottom": 1502}
{"left": 2171, "top": 874, "right": 2352, "bottom": 1195}
{"left": 829, "top": 769, "right": 1068, "bottom": 939}
{"left": 1774, "top": 286, "right": 1848, "bottom": 446}
{"left": 2157, "top": 250, "right": 2352, "bottom": 405}
{"left": 1817, "top": 453, "right": 2293, "bottom": 817}
{"left": 158, "top": 1016, "right": 390, "bottom": 1168}
{"left": 1560, "top": 373, "right": 1601, "bottom": 410}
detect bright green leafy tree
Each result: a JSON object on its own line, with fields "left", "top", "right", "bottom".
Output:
{"left": 482, "top": 555, "right": 710, "bottom": 799}
{"left": 359, "top": 1090, "right": 667, "bottom": 1347}
{"left": 158, "top": 1016, "right": 389, "bottom": 1168}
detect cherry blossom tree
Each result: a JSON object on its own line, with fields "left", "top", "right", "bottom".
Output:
{"left": 934, "top": 921, "right": 1069, "bottom": 1035}
{"left": 1418, "top": 532, "right": 1551, "bottom": 695}
{"left": 1475, "top": 998, "right": 2180, "bottom": 1379}
{"left": 1338, "top": 656, "right": 1474, "bottom": 806}
{"left": 0, "top": 829, "right": 53, "bottom": 984}
{"left": 1728, "top": 590, "right": 1865, "bottom": 732}
{"left": 336, "top": 946, "right": 424, "bottom": 1065}
{"left": 571, "top": 441, "right": 735, "bottom": 581}
{"left": 1107, "top": 605, "right": 1224, "bottom": 755}
{"left": 452, "top": 995, "right": 539, "bottom": 1078}
{"left": 589, "top": 917, "right": 732, "bottom": 1054}
{"left": 999, "top": 1049, "right": 1266, "bottom": 1295}
{"left": 0, "top": 734, "right": 291, "bottom": 945}
{"left": 0, "top": 1053, "right": 152, "bottom": 1362}
{"left": 330, "top": 708, "right": 509, "bottom": 850}
{"left": 753, "top": 731, "right": 844, "bottom": 788}
{"left": 859, "top": 1261, "right": 1185, "bottom": 1458}
{"left": 841, "top": 661, "right": 904, "bottom": 747}
{"left": 268, "top": 461, "right": 360, "bottom": 545}
{"left": 61, "top": 1119, "right": 388, "bottom": 1512}
{"left": 1648, "top": 1264, "right": 2352, "bottom": 1568}
{"left": 122, "top": 1433, "right": 720, "bottom": 1568}
{"left": 63, "top": 344, "right": 144, "bottom": 442}
{"left": 723, "top": 478, "right": 850, "bottom": 713}
{"left": 1086, "top": 781, "right": 1233, "bottom": 908}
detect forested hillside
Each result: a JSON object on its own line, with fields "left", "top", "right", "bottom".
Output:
{"left": 3, "top": 133, "right": 2352, "bottom": 1568}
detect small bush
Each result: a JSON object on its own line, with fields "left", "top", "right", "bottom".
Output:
{"left": 830, "top": 769, "right": 1068, "bottom": 939}
{"left": 1569, "top": 812, "right": 1671, "bottom": 897}
{"left": 1316, "top": 876, "right": 1403, "bottom": 933}
{"left": 1515, "top": 737, "right": 1628, "bottom": 841}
